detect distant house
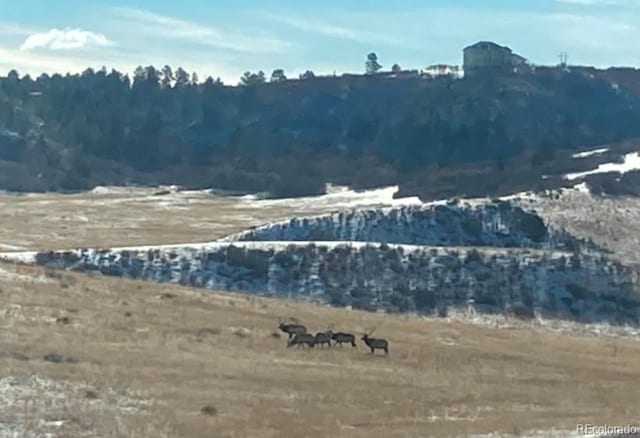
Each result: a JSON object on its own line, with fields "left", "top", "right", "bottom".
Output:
{"left": 423, "top": 64, "right": 461, "bottom": 78}
{"left": 463, "top": 41, "right": 528, "bottom": 76}
{"left": 510, "top": 53, "right": 532, "bottom": 73}
{"left": 381, "top": 69, "right": 420, "bottom": 79}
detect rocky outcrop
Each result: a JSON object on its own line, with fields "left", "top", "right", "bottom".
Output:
{"left": 221, "top": 201, "right": 599, "bottom": 252}
{"left": 11, "top": 198, "right": 637, "bottom": 325}
{"left": 32, "top": 240, "right": 640, "bottom": 325}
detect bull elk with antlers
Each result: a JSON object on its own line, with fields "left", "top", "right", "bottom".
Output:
{"left": 361, "top": 328, "right": 389, "bottom": 355}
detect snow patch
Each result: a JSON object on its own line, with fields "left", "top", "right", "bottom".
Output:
{"left": 0, "top": 251, "right": 38, "bottom": 264}
{"left": 572, "top": 182, "right": 590, "bottom": 194}
{"left": 237, "top": 185, "right": 423, "bottom": 210}
{"left": 572, "top": 147, "right": 609, "bottom": 159}
{"left": 89, "top": 185, "right": 182, "bottom": 196}
{"left": 497, "top": 191, "right": 542, "bottom": 203}
{"left": 3, "top": 242, "right": 513, "bottom": 263}
{"left": 0, "top": 125, "right": 20, "bottom": 138}
{"left": 89, "top": 185, "right": 131, "bottom": 195}
{"left": 565, "top": 152, "right": 640, "bottom": 180}
{"left": 0, "top": 243, "right": 25, "bottom": 251}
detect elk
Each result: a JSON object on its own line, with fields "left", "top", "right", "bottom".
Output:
{"left": 313, "top": 329, "right": 333, "bottom": 348}
{"left": 361, "top": 328, "right": 389, "bottom": 355}
{"left": 278, "top": 318, "right": 307, "bottom": 340}
{"left": 332, "top": 332, "right": 357, "bottom": 348}
{"left": 287, "top": 332, "right": 316, "bottom": 349}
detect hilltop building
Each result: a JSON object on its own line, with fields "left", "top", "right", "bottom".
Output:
{"left": 463, "top": 41, "right": 530, "bottom": 76}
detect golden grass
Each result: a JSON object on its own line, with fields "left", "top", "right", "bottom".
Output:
{"left": 2, "top": 188, "right": 640, "bottom": 436}
{"left": 0, "top": 188, "right": 354, "bottom": 251}
{"left": 2, "top": 261, "right": 640, "bottom": 437}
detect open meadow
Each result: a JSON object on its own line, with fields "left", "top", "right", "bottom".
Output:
{"left": 2, "top": 187, "right": 640, "bottom": 437}
{"left": 0, "top": 185, "right": 420, "bottom": 251}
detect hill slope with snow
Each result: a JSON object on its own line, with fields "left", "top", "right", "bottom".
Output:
{"left": 3, "top": 186, "right": 639, "bottom": 325}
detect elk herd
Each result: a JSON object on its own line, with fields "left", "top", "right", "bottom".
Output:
{"left": 278, "top": 319, "right": 389, "bottom": 355}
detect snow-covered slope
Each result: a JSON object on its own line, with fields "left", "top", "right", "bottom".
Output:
{"left": 236, "top": 184, "right": 423, "bottom": 211}
{"left": 17, "top": 241, "right": 639, "bottom": 324}
{"left": 220, "top": 199, "right": 597, "bottom": 252}
{"left": 2, "top": 187, "right": 639, "bottom": 325}
{"left": 565, "top": 152, "right": 640, "bottom": 180}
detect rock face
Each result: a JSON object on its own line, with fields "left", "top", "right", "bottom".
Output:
{"left": 221, "top": 201, "right": 597, "bottom": 252}
{"left": 34, "top": 242, "right": 640, "bottom": 325}
{"left": 27, "top": 200, "right": 640, "bottom": 325}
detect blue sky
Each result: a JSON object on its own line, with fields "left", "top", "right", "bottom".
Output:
{"left": 0, "top": 0, "right": 639, "bottom": 84}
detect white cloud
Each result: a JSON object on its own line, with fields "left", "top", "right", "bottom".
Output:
{"left": 111, "top": 7, "right": 293, "bottom": 54}
{"left": 20, "top": 28, "right": 112, "bottom": 51}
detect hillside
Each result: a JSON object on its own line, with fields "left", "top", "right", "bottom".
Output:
{"left": 2, "top": 261, "right": 640, "bottom": 437}
{"left": 3, "top": 67, "right": 640, "bottom": 198}
{"left": 4, "top": 186, "right": 640, "bottom": 327}
{"left": 3, "top": 184, "right": 640, "bottom": 435}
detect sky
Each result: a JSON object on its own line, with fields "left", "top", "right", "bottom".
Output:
{"left": 0, "top": 0, "right": 639, "bottom": 85}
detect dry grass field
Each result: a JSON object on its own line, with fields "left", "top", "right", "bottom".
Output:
{"left": 2, "top": 261, "right": 640, "bottom": 437}
{"left": 0, "top": 186, "right": 418, "bottom": 251}
{"left": 2, "top": 186, "right": 640, "bottom": 437}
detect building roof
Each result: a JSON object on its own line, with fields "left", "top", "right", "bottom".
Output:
{"left": 511, "top": 53, "right": 528, "bottom": 63}
{"left": 464, "top": 41, "right": 511, "bottom": 52}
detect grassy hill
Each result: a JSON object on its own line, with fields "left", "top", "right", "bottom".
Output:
{"left": 3, "top": 184, "right": 640, "bottom": 436}
{"left": 2, "top": 261, "right": 640, "bottom": 437}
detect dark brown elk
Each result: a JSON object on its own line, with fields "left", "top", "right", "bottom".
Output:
{"left": 278, "top": 318, "right": 307, "bottom": 340}
{"left": 361, "top": 328, "right": 389, "bottom": 355}
{"left": 287, "top": 333, "right": 316, "bottom": 348}
{"left": 332, "top": 332, "right": 356, "bottom": 348}
{"left": 313, "top": 330, "right": 333, "bottom": 348}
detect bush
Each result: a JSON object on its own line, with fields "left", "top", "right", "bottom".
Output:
{"left": 201, "top": 405, "right": 217, "bottom": 416}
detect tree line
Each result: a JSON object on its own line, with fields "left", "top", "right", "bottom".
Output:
{"left": 2, "top": 64, "right": 640, "bottom": 198}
